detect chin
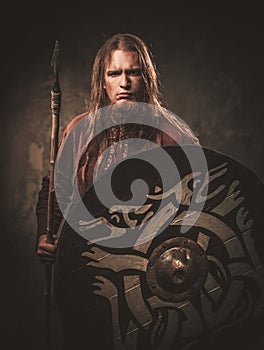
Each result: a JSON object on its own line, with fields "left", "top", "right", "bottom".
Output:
{"left": 115, "top": 99, "right": 134, "bottom": 104}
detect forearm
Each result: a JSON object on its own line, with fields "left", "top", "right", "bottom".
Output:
{"left": 35, "top": 175, "right": 63, "bottom": 247}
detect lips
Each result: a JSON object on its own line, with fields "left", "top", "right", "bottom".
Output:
{"left": 117, "top": 93, "right": 132, "bottom": 100}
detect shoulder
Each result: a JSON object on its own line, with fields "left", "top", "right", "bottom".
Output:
{"left": 64, "top": 111, "right": 90, "bottom": 136}
{"left": 59, "top": 111, "right": 91, "bottom": 146}
{"left": 159, "top": 110, "right": 200, "bottom": 146}
{"left": 160, "top": 129, "right": 199, "bottom": 146}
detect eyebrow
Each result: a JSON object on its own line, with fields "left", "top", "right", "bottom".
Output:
{"left": 106, "top": 69, "right": 122, "bottom": 74}
{"left": 106, "top": 68, "right": 141, "bottom": 75}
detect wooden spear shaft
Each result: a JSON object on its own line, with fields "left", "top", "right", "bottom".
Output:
{"left": 47, "top": 40, "right": 61, "bottom": 244}
{"left": 42, "top": 40, "right": 61, "bottom": 350}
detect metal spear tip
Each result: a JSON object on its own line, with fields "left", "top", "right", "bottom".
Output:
{"left": 51, "top": 40, "right": 61, "bottom": 75}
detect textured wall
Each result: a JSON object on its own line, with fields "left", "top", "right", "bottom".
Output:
{"left": 2, "top": 3, "right": 264, "bottom": 349}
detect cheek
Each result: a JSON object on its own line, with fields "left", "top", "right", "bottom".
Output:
{"left": 106, "top": 80, "right": 117, "bottom": 92}
{"left": 105, "top": 81, "right": 118, "bottom": 102}
{"left": 136, "top": 77, "right": 143, "bottom": 87}
{"left": 105, "top": 81, "right": 113, "bottom": 95}
{"left": 134, "top": 78, "right": 144, "bottom": 94}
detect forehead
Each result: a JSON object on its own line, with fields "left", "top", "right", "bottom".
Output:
{"left": 105, "top": 49, "right": 140, "bottom": 69}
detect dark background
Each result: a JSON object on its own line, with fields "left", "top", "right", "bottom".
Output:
{"left": 2, "top": 1, "right": 264, "bottom": 349}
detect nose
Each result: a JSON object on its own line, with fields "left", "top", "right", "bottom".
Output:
{"left": 120, "top": 72, "right": 130, "bottom": 89}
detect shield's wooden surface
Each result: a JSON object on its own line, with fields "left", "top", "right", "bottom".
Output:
{"left": 54, "top": 145, "right": 264, "bottom": 349}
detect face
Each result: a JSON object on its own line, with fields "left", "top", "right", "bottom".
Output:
{"left": 104, "top": 50, "right": 144, "bottom": 104}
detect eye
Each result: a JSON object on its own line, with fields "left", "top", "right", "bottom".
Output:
{"left": 128, "top": 69, "right": 141, "bottom": 76}
{"left": 107, "top": 70, "right": 121, "bottom": 77}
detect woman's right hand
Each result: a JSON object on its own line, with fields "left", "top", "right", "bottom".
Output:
{"left": 37, "top": 234, "right": 58, "bottom": 263}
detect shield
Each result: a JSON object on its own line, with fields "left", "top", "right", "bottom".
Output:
{"left": 54, "top": 145, "right": 264, "bottom": 349}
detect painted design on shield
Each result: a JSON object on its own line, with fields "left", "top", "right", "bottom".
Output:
{"left": 81, "top": 162, "right": 264, "bottom": 350}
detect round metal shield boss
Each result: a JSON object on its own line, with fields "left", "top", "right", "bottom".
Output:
{"left": 146, "top": 237, "right": 209, "bottom": 302}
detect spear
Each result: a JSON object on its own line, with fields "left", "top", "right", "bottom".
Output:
{"left": 42, "top": 40, "right": 61, "bottom": 350}
{"left": 47, "top": 40, "right": 61, "bottom": 244}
